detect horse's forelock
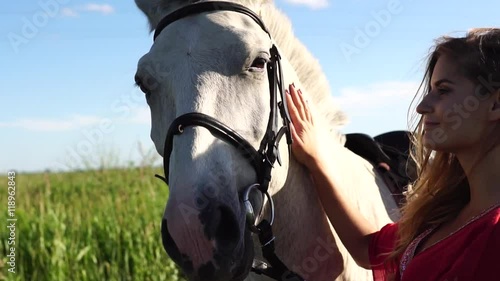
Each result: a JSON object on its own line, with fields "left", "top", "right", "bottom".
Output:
{"left": 135, "top": 0, "right": 269, "bottom": 32}
{"left": 135, "top": 0, "right": 199, "bottom": 32}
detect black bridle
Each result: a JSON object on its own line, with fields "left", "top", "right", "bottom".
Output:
{"left": 152, "top": 1, "right": 304, "bottom": 281}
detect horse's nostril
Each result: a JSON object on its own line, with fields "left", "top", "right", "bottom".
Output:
{"left": 215, "top": 205, "right": 240, "bottom": 248}
{"left": 200, "top": 202, "right": 240, "bottom": 246}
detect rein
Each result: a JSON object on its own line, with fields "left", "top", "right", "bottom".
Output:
{"left": 152, "top": 2, "right": 304, "bottom": 281}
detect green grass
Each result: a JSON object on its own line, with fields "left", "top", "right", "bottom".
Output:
{"left": 0, "top": 167, "right": 184, "bottom": 281}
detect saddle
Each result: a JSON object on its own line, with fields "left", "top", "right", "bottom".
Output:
{"left": 344, "top": 130, "right": 417, "bottom": 208}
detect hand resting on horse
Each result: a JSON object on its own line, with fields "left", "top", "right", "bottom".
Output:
{"left": 285, "top": 83, "right": 378, "bottom": 269}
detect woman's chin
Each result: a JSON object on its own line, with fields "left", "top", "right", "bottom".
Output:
{"left": 422, "top": 129, "right": 449, "bottom": 150}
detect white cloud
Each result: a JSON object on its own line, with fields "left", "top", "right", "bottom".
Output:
{"left": 333, "top": 81, "right": 420, "bottom": 115}
{"left": 126, "top": 106, "right": 151, "bottom": 125}
{"left": 0, "top": 115, "right": 101, "bottom": 132}
{"left": 60, "top": 3, "right": 115, "bottom": 17}
{"left": 282, "top": 0, "right": 329, "bottom": 10}
{"left": 332, "top": 81, "right": 421, "bottom": 135}
{"left": 61, "top": 8, "right": 78, "bottom": 17}
{"left": 0, "top": 106, "right": 150, "bottom": 132}
{"left": 81, "top": 3, "right": 115, "bottom": 15}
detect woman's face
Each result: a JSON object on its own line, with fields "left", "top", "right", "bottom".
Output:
{"left": 416, "top": 54, "right": 499, "bottom": 153}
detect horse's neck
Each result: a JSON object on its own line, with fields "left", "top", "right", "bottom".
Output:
{"left": 271, "top": 159, "right": 347, "bottom": 281}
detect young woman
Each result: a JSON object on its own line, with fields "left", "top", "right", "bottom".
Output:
{"left": 286, "top": 28, "right": 500, "bottom": 281}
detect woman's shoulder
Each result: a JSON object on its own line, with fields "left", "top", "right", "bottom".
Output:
{"left": 368, "top": 223, "right": 400, "bottom": 280}
{"left": 471, "top": 206, "right": 500, "bottom": 279}
{"left": 489, "top": 206, "right": 500, "bottom": 237}
{"left": 481, "top": 204, "right": 500, "bottom": 229}
{"left": 371, "top": 222, "right": 398, "bottom": 246}
{"left": 368, "top": 223, "right": 399, "bottom": 263}
{"left": 491, "top": 205, "right": 500, "bottom": 220}
{"left": 472, "top": 205, "right": 500, "bottom": 249}
{"left": 467, "top": 204, "right": 499, "bottom": 240}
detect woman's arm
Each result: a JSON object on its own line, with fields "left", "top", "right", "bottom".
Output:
{"left": 285, "top": 84, "right": 378, "bottom": 269}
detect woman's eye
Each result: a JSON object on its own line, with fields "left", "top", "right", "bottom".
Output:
{"left": 250, "top": 58, "right": 268, "bottom": 70}
{"left": 135, "top": 75, "right": 152, "bottom": 99}
{"left": 437, "top": 88, "right": 450, "bottom": 95}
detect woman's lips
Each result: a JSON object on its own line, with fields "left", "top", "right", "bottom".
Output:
{"left": 424, "top": 121, "right": 440, "bottom": 129}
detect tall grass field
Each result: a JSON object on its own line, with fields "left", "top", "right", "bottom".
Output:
{"left": 0, "top": 167, "right": 184, "bottom": 281}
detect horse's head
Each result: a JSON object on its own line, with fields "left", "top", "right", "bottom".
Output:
{"left": 134, "top": 1, "right": 305, "bottom": 280}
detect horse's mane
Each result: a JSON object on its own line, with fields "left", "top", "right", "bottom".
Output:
{"left": 255, "top": 0, "right": 348, "bottom": 133}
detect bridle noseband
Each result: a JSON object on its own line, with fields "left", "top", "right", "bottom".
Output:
{"left": 152, "top": 2, "right": 304, "bottom": 281}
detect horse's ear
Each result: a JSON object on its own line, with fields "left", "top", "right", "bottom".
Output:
{"left": 135, "top": 0, "right": 191, "bottom": 31}
{"left": 135, "top": 0, "right": 168, "bottom": 31}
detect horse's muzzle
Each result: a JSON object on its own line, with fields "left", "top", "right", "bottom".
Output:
{"left": 160, "top": 203, "right": 254, "bottom": 281}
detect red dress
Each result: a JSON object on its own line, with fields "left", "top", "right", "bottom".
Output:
{"left": 369, "top": 206, "right": 500, "bottom": 281}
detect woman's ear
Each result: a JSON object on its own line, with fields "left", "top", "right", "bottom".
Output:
{"left": 489, "top": 89, "right": 500, "bottom": 121}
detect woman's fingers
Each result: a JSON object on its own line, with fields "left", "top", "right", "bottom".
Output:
{"left": 289, "top": 84, "right": 307, "bottom": 121}
{"left": 286, "top": 89, "right": 301, "bottom": 128}
{"left": 289, "top": 122, "right": 302, "bottom": 146}
{"left": 296, "top": 88, "right": 313, "bottom": 125}
{"left": 286, "top": 83, "right": 314, "bottom": 144}
{"left": 285, "top": 83, "right": 319, "bottom": 167}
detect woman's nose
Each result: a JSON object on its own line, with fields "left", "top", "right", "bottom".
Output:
{"left": 416, "top": 94, "right": 434, "bottom": 115}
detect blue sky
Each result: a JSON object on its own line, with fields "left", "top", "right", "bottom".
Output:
{"left": 2, "top": 0, "right": 499, "bottom": 173}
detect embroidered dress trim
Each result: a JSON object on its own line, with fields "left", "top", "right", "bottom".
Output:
{"left": 399, "top": 202, "right": 500, "bottom": 278}
{"left": 399, "top": 227, "right": 435, "bottom": 276}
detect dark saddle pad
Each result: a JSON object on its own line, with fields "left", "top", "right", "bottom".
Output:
{"left": 344, "top": 130, "right": 417, "bottom": 208}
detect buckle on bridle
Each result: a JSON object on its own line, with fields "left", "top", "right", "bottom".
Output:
{"left": 242, "top": 184, "right": 275, "bottom": 234}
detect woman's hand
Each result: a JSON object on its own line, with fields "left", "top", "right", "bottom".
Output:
{"left": 286, "top": 84, "right": 323, "bottom": 170}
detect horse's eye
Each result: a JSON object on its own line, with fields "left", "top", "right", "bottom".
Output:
{"left": 135, "top": 74, "right": 152, "bottom": 99}
{"left": 250, "top": 57, "right": 268, "bottom": 70}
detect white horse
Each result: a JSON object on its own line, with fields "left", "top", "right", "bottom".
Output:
{"left": 134, "top": 0, "right": 400, "bottom": 280}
